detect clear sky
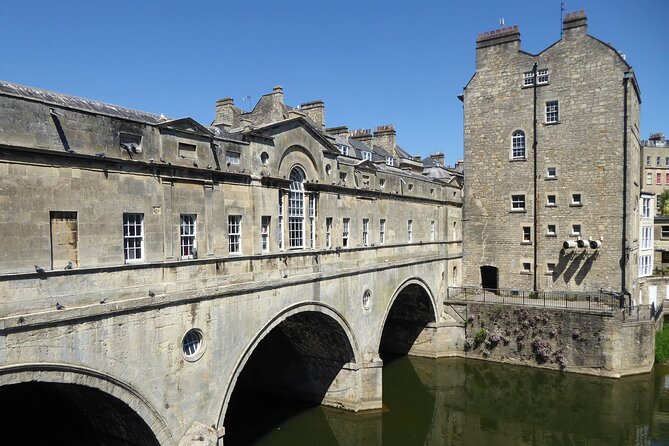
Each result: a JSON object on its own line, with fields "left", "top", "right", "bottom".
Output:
{"left": 1, "top": 0, "right": 667, "bottom": 164}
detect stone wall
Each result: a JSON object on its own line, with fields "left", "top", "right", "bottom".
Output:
{"left": 459, "top": 302, "right": 654, "bottom": 377}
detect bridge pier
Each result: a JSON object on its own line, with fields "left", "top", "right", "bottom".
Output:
{"left": 406, "top": 321, "right": 466, "bottom": 358}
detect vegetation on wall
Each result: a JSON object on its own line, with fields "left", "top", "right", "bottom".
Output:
{"left": 656, "top": 326, "right": 669, "bottom": 363}
{"left": 658, "top": 190, "right": 669, "bottom": 216}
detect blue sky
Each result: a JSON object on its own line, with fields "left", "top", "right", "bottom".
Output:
{"left": 1, "top": 0, "right": 667, "bottom": 164}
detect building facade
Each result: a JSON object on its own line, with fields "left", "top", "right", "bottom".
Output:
{"left": 461, "top": 11, "right": 642, "bottom": 296}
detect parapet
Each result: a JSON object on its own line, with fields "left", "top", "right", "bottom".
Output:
{"left": 476, "top": 25, "right": 520, "bottom": 49}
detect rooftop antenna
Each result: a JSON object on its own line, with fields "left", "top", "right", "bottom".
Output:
{"left": 242, "top": 95, "right": 252, "bottom": 111}
{"left": 560, "top": 2, "right": 565, "bottom": 38}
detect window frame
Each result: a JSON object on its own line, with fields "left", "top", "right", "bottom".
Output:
{"left": 362, "top": 218, "right": 369, "bottom": 246}
{"left": 261, "top": 216, "right": 271, "bottom": 253}
{"left": 511, "top": 130, "right": 526, "bottom": 159}
{"left": 511, "top": 194, "right": 526, "bottom": 211}
{"left": 545, "top": 100, "right": 559, "bottom": 124}
{"left": 288, "top": 168, "right": 305, "bottom": 249}
{"left": 123, "top": 213, "right": 145, "bottom": 263}
{"left": 407, "top": 220, "right": 413, "bottom": 243}
{"left": 342, "top": 218, "right": 350, "bottom": 248}
{"left": 180, "top": 214, "right": 197, "bottom": 260}
{"left": 546, "top": 224, "right": 557, "bottom": 237}
{"left": 546, "top": 194, "right": 557, "bottom": 207}
{"left": 379, "top": 219, "right": 386, "bottom": 245}
{"left": 522, "top": 226, "right": 531, "bottom": 244}
{"left": 228, "top": 215, "right": 242, "bottom": 254}
{"left": 325, "top": 217, "right": 333, "bottom": 248}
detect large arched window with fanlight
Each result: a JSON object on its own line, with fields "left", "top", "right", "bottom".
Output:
{"left": 289, "top": 167, "right": 305, "bottom": 248}
{"left": 512, "top": 130, "right": 526, "bottom": 159}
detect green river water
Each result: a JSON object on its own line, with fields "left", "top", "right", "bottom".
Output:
{"left": 230, "top": 357, "right": 669, "bottom": 446}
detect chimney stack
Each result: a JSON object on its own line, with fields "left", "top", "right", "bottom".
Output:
{"left": 562, "top": 10, "right": 587, "bottom": 36}
{"left": 431, "top": 151, "right": 445, "bottom": 166}
{"left": 373, "top": 125, "right": 396, "bottom": 156}
{"left": 300, "top": 100, "right": 325, "bottom": 130}
{"left": 326, "top": 126, "right": 349, "bottom": 139}
{"left": 214, "top": 97, "right": 237, "bottom": 130}
{"left": 350, "top": 128, "right": 373, "bottom": 150}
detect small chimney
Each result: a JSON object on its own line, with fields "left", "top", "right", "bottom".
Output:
{"left": 273, "top": 85, "right": 284, "bottom": 101}
{"left": 214, "top": 97, "right": 236, "bottom": 130}
{"left": 300, "top": 100, "right": 325, "bottom": 130}
{"left": 350, "top": 128, "right": 373, "bottom": 149}
{"left": 373, "top": 125, "right": 396, "bottom": 155}
{"left": 326, "top": 126, "right": 349, "bottom": 139}
{"left": 475, "top": 25, "right": 521, "bottom": 69}
{"left": 562, "top": 10, "right": 587, "bottom": 36}
{"left": 431, "top": 151, "right": 445, "bottom": 167}
{"left": 649, "top": 132, "right": 665, "bottom": 142}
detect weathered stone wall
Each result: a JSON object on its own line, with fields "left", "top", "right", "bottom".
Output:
{"left": 462, "top": 15, "right": 641, "bottom": 294}
{"left": 459, "top": 302, "right": 654, "bottom": 377}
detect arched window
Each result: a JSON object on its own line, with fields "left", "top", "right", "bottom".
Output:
{"left": 512, "top": 130, "right": 526, "bottom": 159}
{"left": 288, "top": 167, "right": 305, "bottom": 248}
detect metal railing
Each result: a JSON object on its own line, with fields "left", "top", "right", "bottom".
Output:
{"left": 622, "top": 302, "right": 664, "bottom": 323}
{"left": 447, "top": 286, "right": 621, "bottom": 311}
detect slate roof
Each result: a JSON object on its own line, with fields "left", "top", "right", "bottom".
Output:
{"left": 0, "top": 80, "right": 167, "bottom": 125}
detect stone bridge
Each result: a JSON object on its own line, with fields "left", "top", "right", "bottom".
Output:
{"left": 0, "top": 243, "right": 463, "bottom": 445}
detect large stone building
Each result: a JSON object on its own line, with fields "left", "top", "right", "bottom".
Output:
{"left": 640, "top": 132, "right": 669, "bottom": 270}
{"left": 0, "top": 80, "right": 463, "bottom": 444}
{"left": 461, "top": 11, "right": 642, "bottom": 296}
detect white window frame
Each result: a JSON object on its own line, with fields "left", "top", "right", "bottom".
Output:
{"left": 571, "top": 193, "right": 582, "bottom": 206}
{"left": 339, "top": 145, "right": 349, "bottom": 156}
{"left": 547, "top": 195, "right": 557, "bottom": 206}
{"left": 288, "top": 168, "right": 305, "bottom": 249}
{"left": 261, "top": 216, "right": 270, "bottom": 253}
{"left": 123, "top": 213, "right": 144, "bottom": 263}
{"left": 430, "top": 221, "right": 435, "bottom": 242}
{"left": 180, "top": 214, "right": 197, "bottom": 259}
{"left": 325, "top": 217, "right": 332, "bottom": 248}
{"left": 547, "top": 224, "right": 557, "bottom": 236}
{"left": 362, "top": 151, "right": 372, "bottom": 161}
{"left": 537, "top": 69, "right": 549, "bottom": 84}
{"left": 522, "top": 262, "right": 531, "bottom": 273}
{"left": 546, "top": 167, "right": 557, "bottom": 179}
{"left": 511, "top": 194, "right": 526, "bottom": 211}
{"left": 642, "top": 197, "right": 651, "bottom": 218}
{"left": 522, "top": 226, "right": 531, "bottom": 243}
{"left": 407, "top": 220, "right": 413, "bottom": 243}
{"left": 228, "top": 215, "right": 241, "bottom": 254}
{"left": 642, "top": 226, "right": 652, "bottom": 250}
{"left": 523, "top": 71, "right": 534, "bottom": 87}
{"left": 225, "top": 151, "right": 240, "bottom": 165}
{"left": 546, "top": 101, "right": 559, "bottom": 124}
{"left": 362, "top": 218, "right": 369, "bottom": 246}
{"left": 639, "top": 255, "right": 652, "bottom": 277}
{"left": 379, "top": 219, "right": 386, "bottom": 245}
{"left": 647, "top": 173, "right": 653, "bottom": 185}
{"left": 309, "top": 194, "right": 316, "bottom": 249}
{"left": 278, "top": 190, "right": 284, "bottom": 250}
{"left": 385, "top": 156, "right": 394, "bottom": 166}
{"left": 571, "top": 224, "right": 582, "bottom": 236}
{"left": 342, "top": 218, "right": 350, "bottom": 248}
{"left": 512, "top": 130, "right": 526, "bottom": 159}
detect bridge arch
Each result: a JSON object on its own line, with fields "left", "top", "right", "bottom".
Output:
{"left": 217, "top": 301, "right": 361, "bottom": 442}
{"left": 0, "top": 363, "right": 172, "bottom": 445}
{"left": 377, "top": 278, "right": 439, "bottom": 359}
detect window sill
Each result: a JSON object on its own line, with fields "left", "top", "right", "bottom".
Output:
{"left": 510, "top": 158, "right": 527, "bottom": 162}
{"left": 546, "top": 234, "right": 557, "bottom": 238}
{"left": 570, "top": 203, "right": 583, "bottom": 208}
{"left": 520, "top": 241, "right": 532, "bottom": 245}
{"left": 546, "top": 204, "right": 557, "bottom": 208}
{"left": 510, "top": 209, "right": 527, "bottom": 213}
{"left": 570, "top": 233, "right": 581, "bottom": 237}
{"left": 545, "top": 177, "right": 557, "bottom": 181}
{"left": 544, "top": 121, "right": 561, "bottom": 126}
{"left": 520, "top": 271, "right": 532, "bottom": 275}
{"left": 124, "top": 259, "right": 145, "bottom": 265}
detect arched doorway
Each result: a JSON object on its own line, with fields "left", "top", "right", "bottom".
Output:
{"left": 480, "top": 265, "right": 498, "bottom": 290}
{"left": 223, "top": 310, "right": 357, "bottom": 445}
{"left": 379, "top": 281, "right": 437, "bottom": 361}
{"left": 0, "top": 382, "right": 159, "bottom": 445}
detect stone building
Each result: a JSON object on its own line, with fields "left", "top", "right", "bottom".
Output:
{"left": 640, "top": 132, "right": 669, "bottom": 269}
{"left": 0, "top": 80, "right": 463, "bottom": 444}
{"left": 461, "top": 11, "right": 642, "bottom": 296}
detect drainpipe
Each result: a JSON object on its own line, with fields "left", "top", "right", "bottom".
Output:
{"left": 532, "top": 63, "right": 538, "bottom": 293}
{"left": 622, "top": 72, "right": 630, "bottom": 295}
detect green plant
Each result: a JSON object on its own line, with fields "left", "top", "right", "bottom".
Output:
{"left": 528, "top": 292, "right": 539, "bottom": 299}
{"left": 658, "top": 190, "right": 669, "bottom": 216}
{"left": 656, "top": 327, "right": 669, "bottom": 363}
{"left": 474, "top": 329, "right": 487, "bottom": 346}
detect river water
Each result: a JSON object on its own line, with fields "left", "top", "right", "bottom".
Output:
{"left": 235, "top": 357, "right": 669, "bottom": 446}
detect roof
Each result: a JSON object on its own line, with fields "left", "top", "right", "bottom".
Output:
{"left": 0, "top": 80, "right": 167, "bottom": 125}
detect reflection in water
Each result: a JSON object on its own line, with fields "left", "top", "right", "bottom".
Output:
{"left": 237, "top": 358, "right": 669, "bottom": 446}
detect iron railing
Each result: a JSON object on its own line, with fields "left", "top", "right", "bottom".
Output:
{"left": 447, "top": 286, "right": 621, "bottom": 311}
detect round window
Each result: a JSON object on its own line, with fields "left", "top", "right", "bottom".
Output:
{"left": 182, "top": 329, "right": 205, "bottom": 361}
{"left": 260, "top": 152, "right": 269, "bottom": 165}
{"left": 325, "top": 164, "right": 332, "bottom": 175}
{"left": 362, "top": 289, "right": 372, "bottom": 310}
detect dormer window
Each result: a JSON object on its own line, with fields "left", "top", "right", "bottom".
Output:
{"left": 385, "top": 156, "right": 394, "bottom": 166}
{"left": 362, "top": 151, "right": 372, "bottom": 161}
{"left": 339, "top": 145, "right": 349, "bottom": 156}
{"left": 120, "top": 133, "right": 142, "bottom": 153}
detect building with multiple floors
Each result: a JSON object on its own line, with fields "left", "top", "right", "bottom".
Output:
{"left": 461, "top": 11, "right": 642, "bottom": 297}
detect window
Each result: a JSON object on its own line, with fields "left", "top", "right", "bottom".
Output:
{"left": 339, "top": 172, "right": 347, "bottom": 184}
{"left": 430, "top": 188, "right": 435, "bottom": 196}
{"left": 225, "top": 151, "right": 240, "bottom": 165}
{"left": 362, "top": 175, "right": 371, "bottom": 187}
{"left": 408, "top": 183, "right": 414, "bottom": 192}
{"left": 646, "top": 156, "right": 651, "bottom": 166}
{"left": 522, "top": 262, "right": 531, "bottom": 273}
{"left": 309, "top": 194, "right": 316, "bottom": 248}
{"left": 665, "top": 173, "right": 669, "bottom": 184}
{"left": 547, "top": 194, "right": 557, "bottom": 206}
{"left": 379, "top": 219, "right": 386, "bottom": 245}
{"left": 547, "top": 224, "right": 557, "bottom": 236}
{"left": 643, "top": 197, "right": 652, "bottom": 218}
{"left": 452, "top": 266, "right": 457, "bottom": 285}
{"left": 665, "top": 157, "right": 669, "bottom": 167}
{"left": 571, "top": 193, "right": 582, "bottom": 206}
{"left": 547, "top": 263, "right": 556, "bottom": 274}
{"left": 658, "top": 173, "right": 663, "bottom": 185}
{"left": 182, "top": 329, "right": 204, "bottom": 361}
{"left": 362, "top": 219, "right": 369, "bottom": 246}
{"left": 362, "top": 289, "right": 372, "bottom": 310}
{"left": 511, "top": 194, "right": 526, "bottom": 211}
{"left": 339, "top": 145, "right": 349, "bottom": 156}
{"left": 512, "top": 130, "right": 526, "bottom": 159}
{"left": 430, "top": 221, "right": 435, "bottom": 241}
{"left": 386, "top": 156, "right": 394, "bottom": 166}
{"left": 261, "top": 216, "right": 271, "bottom": 253}
{"left": 546, "top": 167, "right": 557, "bottom": 178}
{"left": 407, "top": 220, "right": 413, "bottom": 243}
{"left": 571, "top": 224, "right": 581, "bottom": 236}
{"left": 325, "top": 217, "right": 332, "bottom": 248}
{"left": 278, "top": 191, "right": 284, "bottom": 250}
{"left": 228, "top": 215, "right": 241, "bottom": 254}
{"left": 120, "top": 133, "right": 142, "bottom": 153}
{"left": 50, "top": 211, "right": 78, "bottom": 269}
{"left": 639, "top": 255, "right": 652, "bottom": 277}
{"left": 537, "top": 69, "right": 549, "bottom": 84}
{"left": 642, "top": 227, "right": 652, "bottom": 249}
{"left": 379, "top": 178, "right": 386, "bottom": 188}
{"left": 123, "top": 213, "right": 144, "bottom": 263}
{"left": 522, "top": 226, "right": 531, "bottom": 243}
{"left": 178, "top": 142, "right": 197, "bottom": 159}
{"left": 658, "top": 156, "right": 662, "bottom": 166}
{"left": 546, "top": 101, "right": 559, "bottom": 123}
{"left": 180, "top": 214, "right": 196, "bottom": 259}
{"left": 523, "top": 71, "right": 535, "bottom": 86}
{"left": 362, "top": 151, "right": 372, "bottom": 161}
{"left": 288, "top": 168, "right": 305, "bottom": 248}
{"left": 342, "top": 218, "right": 350, "bottom": 248}
{"left": 662, "top": 225, "right": 669, "bottom": 239}
{"left": 647, "top": 173, "right": 653, "bottom": 185}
